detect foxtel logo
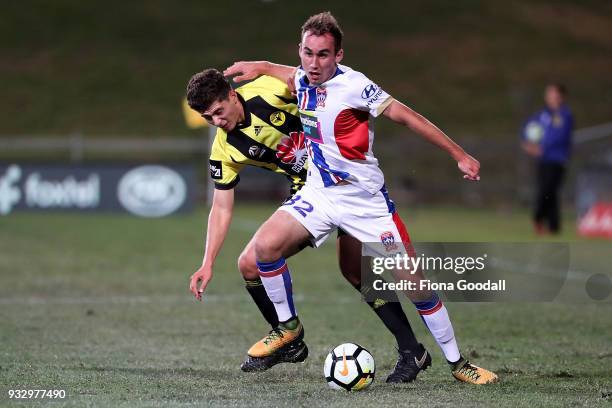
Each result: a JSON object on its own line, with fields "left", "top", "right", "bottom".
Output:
{"left": 0, "top": 165, "right": 22, "bottom": 215}
{"left": 0, "top": 165, "right": 100, "bottom": 215}
{"left": 25, "top": 173, "right": 100, "bottom": 209}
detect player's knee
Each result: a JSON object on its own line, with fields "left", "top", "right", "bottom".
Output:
{"left": 237, "top": 252, "right": 258, "bottom": 279}
{"left": 408, "top": 290, "right": 433, "bottom": 303}
{"left": 254, "top": 233, "right": 282, "bottom": 262}
{"left": 254, "top": 239, "right": 279, "bottom": 262}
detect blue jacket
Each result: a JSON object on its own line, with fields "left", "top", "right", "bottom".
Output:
{"left": 522, "top": 105, "right": 574, "bottom": 164}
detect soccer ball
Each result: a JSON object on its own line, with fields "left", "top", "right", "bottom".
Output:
{"left": 525, "top": 121, "right": 544, "bottom": 143}
{"left": 323, "top": 343, "right": 375, "bottom": 391}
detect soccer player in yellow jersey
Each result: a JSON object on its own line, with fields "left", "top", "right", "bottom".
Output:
{"left": 186, "top": 68, "right": 428, "bottom": 374}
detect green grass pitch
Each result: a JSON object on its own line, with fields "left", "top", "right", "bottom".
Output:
{"left": 1, "top": 205, "right": 611, "bottom": 407}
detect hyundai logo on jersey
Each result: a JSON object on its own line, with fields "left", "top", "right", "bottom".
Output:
{"left": 361, "top": 84, "right": 378, "bottom": 99}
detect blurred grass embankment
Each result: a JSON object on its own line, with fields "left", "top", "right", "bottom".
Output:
{"left": 2, "top": 1, "right": 612, "bottom": 204}
{"left": 2, "top": 1, "right": 611, "bottom": 136}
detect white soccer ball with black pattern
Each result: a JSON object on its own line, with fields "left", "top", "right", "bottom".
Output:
{"left": 323, "top": 343, "right": 375, "bottom": 391}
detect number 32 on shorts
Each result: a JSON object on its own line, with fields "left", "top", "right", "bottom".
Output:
{"left": 284, "top": 195, "right": 313, "bottom": 217}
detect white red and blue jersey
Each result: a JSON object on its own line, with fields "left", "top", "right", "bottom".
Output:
{"left": 294, "top": 64, "right": 394, "bottom": 195}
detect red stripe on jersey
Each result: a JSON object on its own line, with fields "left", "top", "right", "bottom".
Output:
{"left": 334, "top": 108, "right": 369, "bottom": 160}
{"left": 300, "top": 90, "right": 309, "bottom": 110}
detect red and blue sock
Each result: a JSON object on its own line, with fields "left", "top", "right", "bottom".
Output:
{"left": 257, "top": 257, "right": 296, "bottom": 323}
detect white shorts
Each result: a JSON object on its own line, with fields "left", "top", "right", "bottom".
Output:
{"left": 280, "top": 182, "right": 412, "bottom": 257}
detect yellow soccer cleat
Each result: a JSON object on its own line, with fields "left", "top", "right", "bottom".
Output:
{"left": 241, "top": 339, "right": 308, "bottom": 372}
{"left": 451, "top": 358, "right": 499, "bottom": 385}
{"left": 247, "top": 320, "right": 304, "bottom": 358}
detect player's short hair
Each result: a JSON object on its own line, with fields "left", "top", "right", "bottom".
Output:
{"left": 186, "top": 69, "right": 231, "bottom": 113}
{"left": 301, "top": 11, "right": 343, "bottom": 54}
{"left": 547, "top": 82, "right": 567, "bottom": 97}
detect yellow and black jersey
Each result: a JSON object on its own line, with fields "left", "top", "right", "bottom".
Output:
{"left": 208, "top": 75, "right": 307, "bottom": 194}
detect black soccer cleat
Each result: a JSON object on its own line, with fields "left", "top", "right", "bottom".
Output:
{"left": 240, "top": 339, "right": 309, "bottom": 372}
{"left": 385, "top": 343, "right": 432, "bottom": 383}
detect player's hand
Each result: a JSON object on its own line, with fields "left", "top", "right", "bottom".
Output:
{"left": 521, "top": 141, "right": 542, "bottom": 157}
{"left": 189, "top": 265, "right": 213, "bottom": 301}
{"left": 224, "top": 61, "right": 267, "bottom": 82}
{"left": 287, "top": 69, "right": 297, "bottom": 97}
{"left": 457, "top": 154, "right": 481, "bottom": 181}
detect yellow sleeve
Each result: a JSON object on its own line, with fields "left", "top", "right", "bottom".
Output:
{"left": 208, "top": 129, "right": 244, "bottom": 189}
{"left": 243, "top": 76, "right": 297, "bottom": 109}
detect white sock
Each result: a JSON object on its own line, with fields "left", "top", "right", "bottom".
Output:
{"left": 257, "top": 257, "right": 296, "bottom": 323}
{"left": 414, "top": 293, "right": 461, "bottom": 363}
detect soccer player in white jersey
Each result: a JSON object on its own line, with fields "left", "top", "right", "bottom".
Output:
{"left": 225, "top": 12, "right": 498, "bottom": 384}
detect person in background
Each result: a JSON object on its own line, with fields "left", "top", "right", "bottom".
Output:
{"left": 521, "top": 83, "right": 573, "bottom": 235}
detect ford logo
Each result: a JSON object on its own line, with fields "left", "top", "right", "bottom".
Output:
{"left": 361, "top": 84, "right": 378, "bottom": 99}
{"left": 117, "top": 165, "right": 186, "bottom": 217}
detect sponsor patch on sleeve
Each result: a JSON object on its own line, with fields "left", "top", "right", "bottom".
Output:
{"left": 209, "top": 160, "right": 222, "bottom": 180}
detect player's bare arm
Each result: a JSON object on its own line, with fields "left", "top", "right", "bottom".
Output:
{"left": 224, "top": 61, "right": 296, "bottom": 87}
{"left": 383, "top": 100, "right": 481, "bottom": 181}
{"left": 189, "top": 188, "right": 235, "bottom": 300}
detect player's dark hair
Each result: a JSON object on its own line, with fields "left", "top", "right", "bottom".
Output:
{"left": 301, "top": 11, "right": 343, "bottom": 54}
{"left": 547, "top": 82, "right": 567, "bottom": 97}
{"left": 186, "top": 69, "right": 231, "bottom": 112}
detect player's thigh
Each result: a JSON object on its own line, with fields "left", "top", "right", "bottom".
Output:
{"left": 241, "top": 223, "right": 312, "bottom": 276}
{"left": 341, "top": 212, "right": 410, "bottom": 255}
{"left": 280, "top": 186, "right": 337, "bottom": 247}
{"left": 254, "top": 209, "right": 312, "bottom": 261}
{"left": 336, "top": 223, "right": 425, "bottom": 294}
